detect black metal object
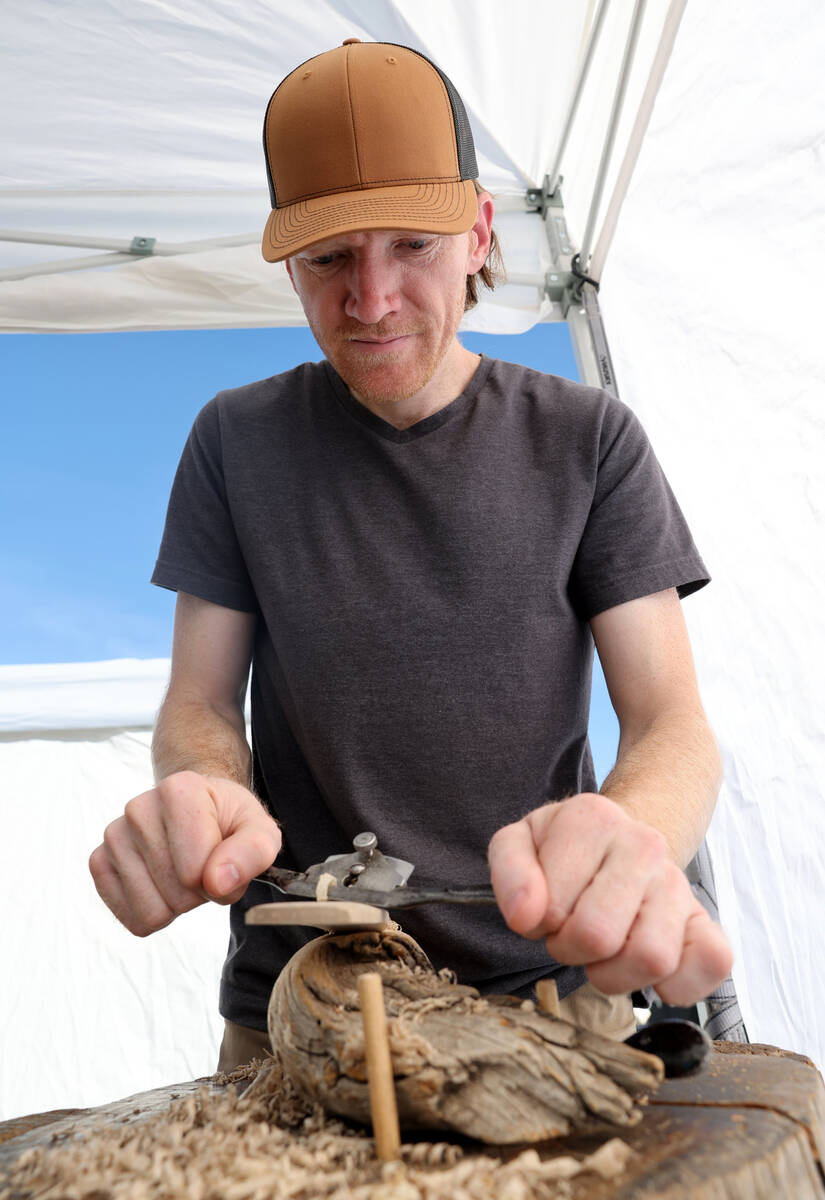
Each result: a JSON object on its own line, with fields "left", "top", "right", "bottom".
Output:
{"left": 625, "top": 1018, "right": 712, "bottom": 1079}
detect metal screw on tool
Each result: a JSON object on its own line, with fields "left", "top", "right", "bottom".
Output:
{"left": 353, "top": 832, "right": 378, "bottom": 860}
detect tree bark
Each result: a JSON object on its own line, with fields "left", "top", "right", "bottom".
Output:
{"left": 267, "top": 928, "right": 663, "bottom": 1144}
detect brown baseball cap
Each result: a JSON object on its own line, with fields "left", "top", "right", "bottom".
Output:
{"left": 261, "top": 39, "right": 479, "bottom": 262}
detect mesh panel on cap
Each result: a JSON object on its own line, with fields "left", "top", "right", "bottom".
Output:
{"left": 394, "top": 45, "right": 478, "bottom": 181}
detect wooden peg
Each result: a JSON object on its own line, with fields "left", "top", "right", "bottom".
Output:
{"left": 536, "top": 977, "right": 561, "bottom": 1019}
{"left": 357, "top": 972, "right": 401, "bottom": 1161}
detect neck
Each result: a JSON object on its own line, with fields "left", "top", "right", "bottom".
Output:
{"left": 350, "top": 342, "right": 481, "bottom": 430}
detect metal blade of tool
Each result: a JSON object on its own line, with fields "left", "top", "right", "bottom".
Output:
{"left": 255, "top": 866, "right": 496, "bottom": 908}
{"left": 253, "top": 831, "right": 496, "bottom": 909}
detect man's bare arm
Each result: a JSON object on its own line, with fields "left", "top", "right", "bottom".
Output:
{"left": 489, "top": 588, "right": 731, "bottom": 1004}
{"left": 89, "top": 592, "right": 282, "bottom": 936}
{"left": 152, "top": 590, "right": 257, "bottom": 785}
{"left": 592, "top": 587, "right": 722, "bottom": 868}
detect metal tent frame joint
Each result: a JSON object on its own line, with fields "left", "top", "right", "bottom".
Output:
{"left": 129, "top": 236, "right": 156, "bottom": 256}
{"left": 525, "top": 173, "right": 564, "bottom": 219}
{"left": 570, "top": 252, "right": 601, "bottom": 297}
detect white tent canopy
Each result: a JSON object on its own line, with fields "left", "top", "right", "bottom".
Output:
{"left": 0, "top": 0, "right": 683, "bottom": 337}
{"left": 2, "top": 0, "right": 824, "bottom": 1118}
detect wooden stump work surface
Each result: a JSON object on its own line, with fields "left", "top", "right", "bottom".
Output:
{"left": 1, "top": 925, "right": 824, "bottom": 1198}
{"left": 2, "top": 1045, "right": 823, "bottom": 1198}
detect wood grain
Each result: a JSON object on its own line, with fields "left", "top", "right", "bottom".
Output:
{"left": 267, "top": 928, "right": 664, "bottom": 1143}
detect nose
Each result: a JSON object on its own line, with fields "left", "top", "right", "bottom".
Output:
{"left": 344, "top": 253, "right": 402, "bottom": 325}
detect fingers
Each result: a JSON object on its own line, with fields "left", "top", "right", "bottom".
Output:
{"left": 89, "top": 841, "right": 151, "bottom": 935}
{"left": 488, "top": 814, "right": 553, "bottom": 937}
{"left": 126, "top": 783, "right": 212, "bottom": 911}
{"left": 89, "top": 820, "right": 181, "bottom": 937}
{"left": 653, "top": 904, "right": 734, "bottom": 1006}
{"left": 578, "top": 861, "right": 696, "bottom": 995}
{"left": 544, "top": 820, "right": 670, "bottom": 967}
{"left": 89, "top": 771, "right": 283, "bottom": 937}
{"left": 586, "top": 896, "right": 733, "bottom": 1005}
{"left": 157, "top": 773, "right": 227, "bottom": 898}
{"left": 200, "top": 779, "right": 282, "bottom": 902}
{"left": 488, "top": 794, "right": 636, "bottom": 941}
{"left": 158, "top": 773, "right": 280, "bottom": 903}
{"left": 488, "top": 793, "right": 734, "bottom": 1006}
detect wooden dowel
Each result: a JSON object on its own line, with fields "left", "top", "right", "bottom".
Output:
{"left": 536, "top": 977, "right": 561, "bottom": 1019}
{"left": 357, "top": 972, "right": 401, "bottom": 1161}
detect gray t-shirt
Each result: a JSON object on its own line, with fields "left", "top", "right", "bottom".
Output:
{"left": 152, "top": 355, "right": 709, "bottom": 1029}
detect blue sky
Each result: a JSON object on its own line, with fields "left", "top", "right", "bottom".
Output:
{"left": 1, "top": 321, "right": 619, "bottom": 777}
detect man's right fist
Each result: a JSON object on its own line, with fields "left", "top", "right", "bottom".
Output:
{"left": 88, "top": 771, "right": 282, "bottom": 937}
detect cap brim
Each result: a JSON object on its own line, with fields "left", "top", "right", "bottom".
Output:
{"left": 262, "top": 179, "right": 477, "bottom": 263}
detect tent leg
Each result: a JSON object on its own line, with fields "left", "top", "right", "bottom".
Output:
{"left": 566, "top": 280, "right": 619, "bottom": 397}
{"left": 686, "top": 841, "right": 749, "bottom": 1042}
{"left": 563, "top": 277, "right": 748, "bottom": 1044}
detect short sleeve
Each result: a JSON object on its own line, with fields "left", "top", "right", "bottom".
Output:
{"left": 151, "top": 398, "right": 258, "bottom": 613}
{"left": 569, "top": 396, "right": 709, "bottom": 620}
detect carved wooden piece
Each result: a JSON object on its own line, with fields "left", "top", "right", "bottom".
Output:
{"left": 267, "top": 928, "right": 664, "bottom": 1144}
{"left": 246, "top": 899, "right": 390, "bottom": 931}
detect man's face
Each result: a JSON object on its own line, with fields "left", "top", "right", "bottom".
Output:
{"left": 285, "top": 209, "right": 490, "bottom": 410}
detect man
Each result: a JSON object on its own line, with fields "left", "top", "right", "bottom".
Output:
{"left": 89, "top": 40, "right": 732, "bottom": 1070}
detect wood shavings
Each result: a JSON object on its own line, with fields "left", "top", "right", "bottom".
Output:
{"left": 315, "top": 872, "right": 337, "bottom": 902}
{"left": 1, "top": 1056, "right": 634, "bottom": 1200}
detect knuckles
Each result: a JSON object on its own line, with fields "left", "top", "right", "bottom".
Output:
{"left": 564, "top": 792, "right": 622, "bottom": 830}
{"left": 247, "top": 825, "right": 282, "bottom": 864}
{"left": 633, "top": 944, "right": 683, "bottom": 982}
{"left": 127, "top": 908, "right": 175, "bottom": 938}
{"left": 487, "top": 821, "right": 520, "bottom": 857}
{"left": 633, "top": 823, "right": 668, "bottom": 865}
{"left": 712, "top": 939, "right": 735, "bottom": 980}
{"left": 123, "top": 793, "right": 155, "bottom": 833}
{"left": 102, "top": 817, "right": 127, "bottom": 857}
{"left": 560, "top": 916, "right": 628, "bottom": 964}
{"left": 155, "top": 770, "right": 209, "bottom": 815}
{"left": 88, "top": 843, "right": 106, "bottom": 880}
{"left": 540, "top": 899, "right": 569, "bottom": 935}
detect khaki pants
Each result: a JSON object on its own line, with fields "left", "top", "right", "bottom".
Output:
{"left": 216, "top": 980, "right": 636, "bottom": 1073}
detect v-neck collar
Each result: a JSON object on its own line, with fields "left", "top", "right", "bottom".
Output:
{"left": 324, "top": 355, "right": 493, "bottom": 444}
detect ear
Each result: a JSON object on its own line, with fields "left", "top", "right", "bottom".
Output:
{"left": 466, "top": 190, "right": 495, "bottom": 275}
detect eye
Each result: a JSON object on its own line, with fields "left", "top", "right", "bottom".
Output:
{"left": 310, "top": 253, "right": 336, "bottom": 266}
{"left": 404, "top": 239, "right": 429, "bottom": 251}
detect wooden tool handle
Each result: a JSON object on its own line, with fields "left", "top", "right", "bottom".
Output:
{"left": 357, "top": 972, "right": 401, "bottom": 1161}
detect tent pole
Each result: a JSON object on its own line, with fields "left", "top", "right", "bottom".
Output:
{"left": 589, "top": 0, "right": 688, "bottom": 282}
{"left": 578, "top": 0, "right": 648, "bottom": 270}
{"left": 0, "top": 229, "right": 258, "bottom": 254}
{"left": 546, "top": 0, "right": 612, "bottom": 197}
{"left": 0, "top": 230, "right": 259, "bottom": 282}
{"left": 0, "top": 252, "right": 138, "bottom": 280}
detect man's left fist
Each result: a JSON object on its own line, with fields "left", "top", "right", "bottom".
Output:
{"left": 488, "top": 792, "right": 733, "bottom": 1005}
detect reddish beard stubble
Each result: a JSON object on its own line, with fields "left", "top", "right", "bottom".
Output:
{"left": 307, "top": 282, "right": 467, "bottom": 409}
